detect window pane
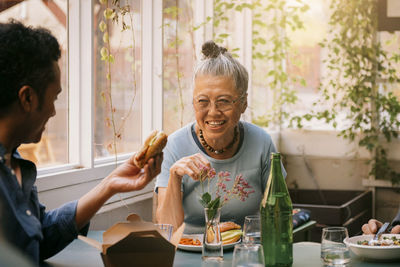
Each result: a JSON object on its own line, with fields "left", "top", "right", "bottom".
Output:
{"left": 0, "top": 0, "right": 69, "bottom": 168}
{"left": 251, "top": 0, "right": 330, "bottom": 129}
{"left": 94, "top": 0, "right": 142, "bottom": 159}
{"left": 162, "top": 0, "right": 196, "bottom": 134}
{"left": 380, "top": 31, "right": 400, "bottom": 100}
{"left": 286, "top": 0, "right": 330, "bottom": 129}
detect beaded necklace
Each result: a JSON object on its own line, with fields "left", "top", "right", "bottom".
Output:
{"left": 198, "top": 126, "right": 238, "bottom": 154}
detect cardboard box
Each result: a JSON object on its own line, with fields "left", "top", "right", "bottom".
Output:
{"left": 79, "top": 214, "right": 184, "bottom": 267}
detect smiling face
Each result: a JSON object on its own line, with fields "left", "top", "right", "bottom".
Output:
{"left": 193, "top": 75, "right": 247, "bottom": 143}
{"left": 25, "top": 62, "right": 61, "bottom": 143}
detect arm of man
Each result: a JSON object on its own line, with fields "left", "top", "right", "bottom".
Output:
{"left": 39, "top": 154, "right": 162, "bottom": 260}
{"left": 75, "top": 154, "right": 162, "bottom": 229}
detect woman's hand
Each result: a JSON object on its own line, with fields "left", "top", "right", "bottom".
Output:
{"left": 169, "top": 153, "right": 210, "bottom": 180}
{"left": 105, "top": 153, "right": 163, "bottom": 195}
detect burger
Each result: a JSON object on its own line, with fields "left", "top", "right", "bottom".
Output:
{"left": 220, "top": 221, "right": 242, "bottom": 245}
{"left": 134, "top": 130, "right": 168, "bottom": 168}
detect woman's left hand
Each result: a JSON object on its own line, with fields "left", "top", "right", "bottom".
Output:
{"left": 105, "top": 153, "right": 163, "bottom": 195}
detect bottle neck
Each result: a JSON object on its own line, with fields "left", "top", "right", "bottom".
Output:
{"left": 261, "top": 156, "right": 290, "bottom": 207}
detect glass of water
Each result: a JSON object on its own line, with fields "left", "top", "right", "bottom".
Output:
{"left": 155, "top": 224, "right": 173, "bottom": 241}
{"left": 243, "top": 215, "right": 261, "bottom": 244}
{"left": 232, "top": 243, "right": 265, "bottom": 267}
{"left": 321, "top": 227, "right": 350, "bottom": 265}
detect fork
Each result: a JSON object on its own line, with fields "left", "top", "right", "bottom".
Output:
{"left": 368, "top": 222, "right": 390, "bottom": 245}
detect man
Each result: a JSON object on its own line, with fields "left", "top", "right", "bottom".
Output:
{"left": 362, "top": 208, "right": 400, "bottom": 234}
{"left": 0, "top": 21, "right": 162, "bottom": 264}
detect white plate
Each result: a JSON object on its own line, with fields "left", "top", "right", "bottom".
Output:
{"left": 178, "top": 234, "right": 240, "bottom": 252}
{"left": 344, "top": 234, "right": 400, "bottom": 261}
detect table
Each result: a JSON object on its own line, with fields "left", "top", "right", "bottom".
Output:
{"left": 293, "top": 220, "right": 316, "bottom": 242}
{"left": 43, "top": 229, "right": 400, "bottom": 267}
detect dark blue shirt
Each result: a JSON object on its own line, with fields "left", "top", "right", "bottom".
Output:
{"left": 0, "top": 144, "right": 89, "bottom": 264}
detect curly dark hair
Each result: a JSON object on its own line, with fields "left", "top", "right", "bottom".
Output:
{"left": 0, "top": 20, "right": 61, "bottom": 114}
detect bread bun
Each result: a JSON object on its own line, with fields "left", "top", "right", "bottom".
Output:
{"left": 219, "top": 221, "right": 241, "bottom": 233}
{"left": 134, "top": 130, "right": 168, "bottom": 168}
{"left": 220, "top": 221, "right": 242, "bottom": 244}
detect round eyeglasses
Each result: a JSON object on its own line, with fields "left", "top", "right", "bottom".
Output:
{"left": 193, "top": 95, "right": 244, "bottom": 112}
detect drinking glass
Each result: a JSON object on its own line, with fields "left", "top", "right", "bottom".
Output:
{"left": 242, "top": 215, "right": 261, "bottom": 244}
{"left": 232, "top": 244, "right": 265, "bottom": 267}
{"left": 155, "top": 224, "right": 173, "bottom": 241}
{"left": 321, "top": 227, "right": 350, "bottom": 265}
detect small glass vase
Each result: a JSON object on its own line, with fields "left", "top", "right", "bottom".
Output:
{"left": 202, "top": 207, "right": 223, "bottom": 262}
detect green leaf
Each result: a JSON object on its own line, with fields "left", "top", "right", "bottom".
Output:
{"left": 103, "top": 32, "right": 109, "bottom": 43}
{"left": 202, "top": 192, "right": 211, "bottom": 204}
{"left": 104, "top": 8, "right": 115, "bottom": 20}
{"left": 109, "top": 54, "right": 115, "bottom": 64}
{"left": 99, "top": 21, "right": 107, "bottom": 32}
{"left": 100, "top": 47, "right": 108, "bottom": 59}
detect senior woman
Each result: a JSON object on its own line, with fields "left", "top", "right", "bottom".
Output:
{"left": 155, "top": 40, "right": 285, "bottom": 233}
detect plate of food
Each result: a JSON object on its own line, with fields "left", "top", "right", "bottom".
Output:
{"left": 344, "top": 234, "right": 400, "bottom": 261}
{"left": 178, "top": 222, "right": 242, "bottom": 252}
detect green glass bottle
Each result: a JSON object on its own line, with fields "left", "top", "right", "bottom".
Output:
{"left": 260, "top": 152, "right": 293, "bottom": 267}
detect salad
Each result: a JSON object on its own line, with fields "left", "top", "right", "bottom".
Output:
{"left": 357, "top": 236, "right": 400, "bottom": 246}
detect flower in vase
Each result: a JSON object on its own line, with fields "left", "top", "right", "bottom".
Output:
{"left": 198, "top": 165, "right": 255, "bottom": 218}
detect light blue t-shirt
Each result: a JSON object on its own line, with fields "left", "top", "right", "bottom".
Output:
{"left": 155, "top": 121, "right": 285, "bottom": 233}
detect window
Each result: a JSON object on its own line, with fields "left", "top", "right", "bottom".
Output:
{"left": 93, "top": 0, "right": 142, "bottom": 159}
{"left": 1, "top": 0, "right": 396, "bottom": 208}
{"left": 0, "top": 0, "right": 69, "bottom": 168}
{"left": 162, "top": 0, "right": 251, "bottom": 134}
{"left": 162, "top": 0, "right": 196, "bottom": 134}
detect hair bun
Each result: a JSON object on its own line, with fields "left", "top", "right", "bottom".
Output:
{"left": 202, "top": 40, "right": 227, "bottom": 59}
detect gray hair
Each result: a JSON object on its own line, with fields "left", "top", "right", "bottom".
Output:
{"left": 194, "top": 40, "right": 248, "bottom": 96}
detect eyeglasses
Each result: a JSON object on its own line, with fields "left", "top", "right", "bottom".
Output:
{"left": 193, "top": 95, "right": 244, "bottom": 112}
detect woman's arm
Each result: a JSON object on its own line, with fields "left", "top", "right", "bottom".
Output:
{"left": 156, "top": 153, "right": 210, "bottom": 231}
{"left": 156, "top": 184, "right": 184, "bottom": 230}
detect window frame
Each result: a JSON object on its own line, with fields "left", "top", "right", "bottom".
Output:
{"left": 36, "top": 0, "right": 399, "bottom": 212}
{"left": 36, "top": 0, "right": 165, "bottom": 210}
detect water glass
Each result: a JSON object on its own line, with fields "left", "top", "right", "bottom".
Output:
{"left": 232, "top": 243, "right": 265, "bottom": 267}
{"left": 321, "top": 227, "right": 350, "bottom": 265}
{"left": 242, "top": 215, "right": 261, "bottom": 244}
{"left": 155, "top": 223, "right": 173, "bottom": 241}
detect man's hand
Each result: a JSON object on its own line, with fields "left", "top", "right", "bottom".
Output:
{"left": 362, "top": 219, "right": 400, "bottom": 234}
{"left": 105, "top": 153, "right": 163, "bottom": 195}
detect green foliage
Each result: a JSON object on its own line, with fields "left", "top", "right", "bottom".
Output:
{"left": 98, "top": 0, "right": 138, "bottom": 160}
{"left": 291, "top": 0, "right": 400, "bottom": 184}
{"left": 162, "top": 3, "right": 185, "bottom": 127}
{"left": 212, "top": 0, "right": 253, "bottom": 56}
{"left": 251, "top": 0, "right": 309, "bottom": 128}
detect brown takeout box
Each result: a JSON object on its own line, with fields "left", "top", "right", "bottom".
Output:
{"left": 78, "top": 214, "right": 184, "bottom": 267}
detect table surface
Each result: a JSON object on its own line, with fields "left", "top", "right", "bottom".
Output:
{"left": 44, "top": 231, "right": 400, "bottom": 267}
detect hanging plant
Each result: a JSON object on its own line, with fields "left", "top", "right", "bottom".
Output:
{"left": 290, "top": 0, "right": 400, "bottom": 184}
{"left": 251, "top": 0, "right": 309, "bottom": 129}
{"left": 98, "top": 0, "right": 138, "bottom": 163}
{"left": 162, "top": 0, "right": 249, "bottom": 128}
